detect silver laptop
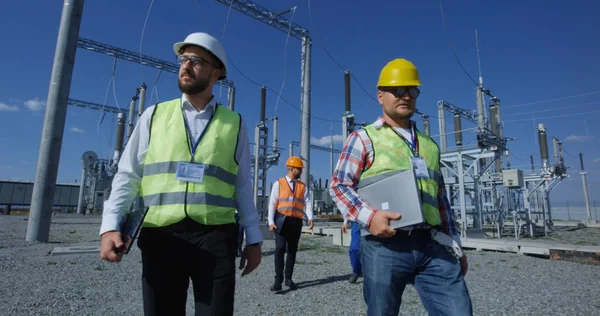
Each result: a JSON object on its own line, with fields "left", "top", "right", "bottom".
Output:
{"left": 357, "top": 169, "right": 425, "bottom": 236}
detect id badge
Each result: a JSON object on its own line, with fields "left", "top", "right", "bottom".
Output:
{"left": 410, "top": 157, "right": 430, "bottom": 179}
{"left": 176, "top": 162, "right": 205, "bottom": 183}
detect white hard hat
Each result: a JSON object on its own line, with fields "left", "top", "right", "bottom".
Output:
{"left": 173, "top": 32, "right": 227, "bottom": 80}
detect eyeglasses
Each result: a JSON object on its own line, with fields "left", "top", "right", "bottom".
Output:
{"left": 176, "top": 55, "right": 218, "bottom": 69}
{"left": 380, "top": 87, "right": 420, "bottom": 99}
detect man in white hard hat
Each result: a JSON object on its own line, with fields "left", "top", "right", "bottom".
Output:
{"left": 99, "top": 32, "right": 263, "bottom": 316}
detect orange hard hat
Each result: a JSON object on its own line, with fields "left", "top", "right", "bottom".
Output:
{"left": 286, "top": 156, "right": 304, "bottom": 168}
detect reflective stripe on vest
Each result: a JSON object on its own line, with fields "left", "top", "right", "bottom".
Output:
{"left": 276, "top": 178, "right": 305, "bottom": 219}
{"left": 360, "top": 124, "right": 442, "bottom": 226}
{"left": 140, "top": 99, "right": 240, "bottom": 227}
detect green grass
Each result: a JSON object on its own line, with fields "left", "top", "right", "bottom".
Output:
{"left": 47, "top": 261, "right": 57, "bottom": 265}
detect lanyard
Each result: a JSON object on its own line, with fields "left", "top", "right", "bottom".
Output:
{"left": 395, "top": 125, "right": 419, "bottom": 157}
{"left": 182, "top": 104, "right": 218, "bottom": 156}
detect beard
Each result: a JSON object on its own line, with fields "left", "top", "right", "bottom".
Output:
{"left": 386, "top": 107, "right": 415, "bottom": 121}
{"left": 178, "top": 71, "right": 210, "bottom": 95}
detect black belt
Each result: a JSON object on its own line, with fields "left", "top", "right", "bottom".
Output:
{"left": 395, "top": 228, "right": 432, "bottom": 237}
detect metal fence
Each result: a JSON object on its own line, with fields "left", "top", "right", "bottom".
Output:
{"left": 550, "top": 200, "right": 599, "bottom": 222}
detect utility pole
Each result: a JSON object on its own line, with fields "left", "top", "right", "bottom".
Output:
{"left": 299, "top": 35, "right": 312, "bottom": 186}
{"left": 27, "top": 0, "right": 84, "bottom": 242}
{"left": 579, "top": 153, "right": 593, "bottom": 223}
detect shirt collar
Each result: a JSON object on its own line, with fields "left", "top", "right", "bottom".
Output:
{"left": 373, "top": 116, "right": 415, "bottom": 130}
{"left": 285, "top": 176, "right": 295, "bottom": 183}
{"left": 181, "top": 94, "right": 217, "bottom": 114}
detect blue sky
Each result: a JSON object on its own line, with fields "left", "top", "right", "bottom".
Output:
{"left": 1, "top": 0, "right": 599, "bottom": 206}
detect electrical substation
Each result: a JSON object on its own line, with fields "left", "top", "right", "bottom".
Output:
{"left": 1, "top": 0, "right": 595, "bottom": 244}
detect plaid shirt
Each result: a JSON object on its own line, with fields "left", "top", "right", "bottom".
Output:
{"left": 329, "top": 117, "right": 460, "bottom": 239}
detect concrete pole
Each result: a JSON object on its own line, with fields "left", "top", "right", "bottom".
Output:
{"left": 26, "top": 0, "right": 84, "bottom": 242}
{"left": 289, "top": 141, "right": 294, "bottom": 157}
{"left": 299, "top": 36, "right": 312, "bottom": 186}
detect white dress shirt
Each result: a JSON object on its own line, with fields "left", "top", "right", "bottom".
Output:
{"left": 100, "top": 94, "right": 263, "bottom": 245}
{"left": 267, "top": 176, "right": 313, "bottom": 226}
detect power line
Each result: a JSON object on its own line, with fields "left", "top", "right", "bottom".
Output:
{"left": 306, "top": 0, "right": 345, "bottom": 72}
{"left": 226, "top": 56, "right": 340, "bottom": 123}
{"left": 503, "top": 90, "right": 600, "bottom": 109}
{"left": 273, "top": 6, "right": 296, "bottom": 114}
{"left": 139, "top": 0, "right": 155, "bottom": 82}
{"left": 306, "top": 0, "right": 380, "bottom": 105}
{"left": 502, "top": 100, "right": 600, "bottom": 116}
{"left": 439, "top": 0, "right": 478, "bottom": 87}
{"left": 504, "top": 109, "right": 600, "bottom": 123}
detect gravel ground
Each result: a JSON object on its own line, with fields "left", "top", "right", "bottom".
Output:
{"left": 1, "top": 214, "right": 600, "bottom": 315}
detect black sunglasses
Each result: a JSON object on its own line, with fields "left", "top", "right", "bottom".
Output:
{"left": 380, "top": 87, "right": 420, "bottom": 99}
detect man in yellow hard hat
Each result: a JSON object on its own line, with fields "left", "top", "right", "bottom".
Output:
{"left": 99, "top": 32, "right": 262, "bottom": 315}
{"left": 330, "top": 58, "right": 472, "bottom": 315}
{"left": 267, "top": 156, "right": 314, "bottom": 291}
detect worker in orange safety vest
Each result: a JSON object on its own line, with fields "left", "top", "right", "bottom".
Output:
{"left": 268, "top": 156, "right": 314, "bottom": 291}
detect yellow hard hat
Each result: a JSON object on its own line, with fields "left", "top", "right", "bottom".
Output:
{"left": 286, "top": 156, "right": 304, "bottom": 168}
{"left": 377, "top": 58, "right": 421, "bottom": 87}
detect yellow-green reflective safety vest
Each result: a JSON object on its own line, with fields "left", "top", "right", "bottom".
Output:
{"left": 140, "top": 99, "right": 240, "bottom": 227}
{"left": 359, "top": 123, "right": 442, "bottom": 226}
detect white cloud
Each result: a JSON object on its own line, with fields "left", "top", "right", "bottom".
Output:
{"left": 0, "top": 102, "right": 19, "bottom": 112}
{"left": 564, "top": 134, "right": 594, "bottom": 142}
{"left": 310, "top": 134, "right": 345, "bottom": 146}
{"left": 69, "top": 127, "right": 85, "bottom": 133}
{"left": 24, "top": 98, "right": 45, "bottom": 112}
{"left": 593, "top": 158, "right": 600, "bottom": 164}
{"left": 20, "top": 160, "right": 28, "bottom": 164}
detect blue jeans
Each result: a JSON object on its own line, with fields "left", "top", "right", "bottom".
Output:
{"left": 349, "top": 222, "right": 362, "bottom": 276}
{"left": 361, "top": 232, "right": 472, "bottom": 316}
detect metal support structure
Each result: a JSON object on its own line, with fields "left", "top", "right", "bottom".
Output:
{"left": 290, "top": 141, "right": 341, "bottom": 155}
{"left": 299, "top": 35, "right": 312, "bottom": 186}
{"left": 68, "top": 99, "right": 124, "bottom": 114}
{"left": 76, "top": 166, "right": 87, "bottom": 215}
{"left": 76, "top": 37, "right": 235, "bottom": 107}
{"left": 253, "top": 123, "right": 268, "bottom": 220}
{"left": 579, "top": 153, "right": 593, "bottom": 223}
{"left": 27, "top": 0, "right": 84, "bottom": 242}
{"left": 213, "top": 0, "right": 309, "bottom": 40}
{"left": 213, "top": 0, "right": 312, "bottom": 190}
